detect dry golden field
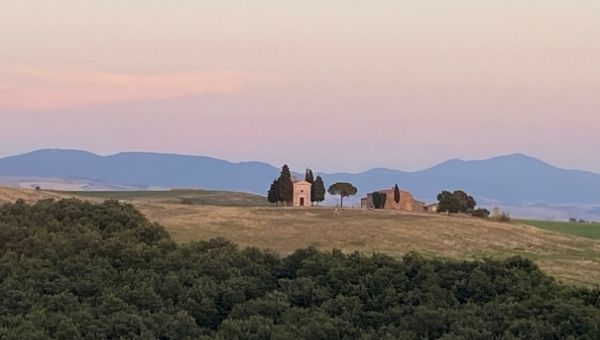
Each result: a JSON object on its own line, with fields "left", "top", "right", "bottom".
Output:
{"left": 135, "top": 203, "right": 600, "bottom": 287}
{"left": 2, "top": 186, "right": 599, "bottom": 286}
{"left": 0, "top": 186, "right": 67, "bottom": 203}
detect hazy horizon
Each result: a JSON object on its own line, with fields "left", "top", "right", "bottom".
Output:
{"left": 2, "top": 1, "right": 599, "bottom": 173}
{"left": 1, "top": 148, "right": 597, "bottom": 176}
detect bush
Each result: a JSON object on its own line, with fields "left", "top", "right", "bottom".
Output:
{"left": 1, "top": 199, "right": 599, "bottom": 339}
{"left": 471, "top": 208, "right": 490, "bottom": 219}
{"left": 372, "top": 191, "right": 387, "bottom": 209}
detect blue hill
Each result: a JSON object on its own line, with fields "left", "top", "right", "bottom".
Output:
{"left": 1, "top": 149, "right": 599, "bottom": 204}
{"left": 0, "top": 149, "right": 279, "bottom": 194}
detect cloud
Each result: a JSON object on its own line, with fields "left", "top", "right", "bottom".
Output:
{"left": 0, "top": 63, "right": 247, "bottom": 111}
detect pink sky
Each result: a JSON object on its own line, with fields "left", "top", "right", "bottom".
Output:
{"left": 1, "top": 1, "right": 599, "bottom": 172}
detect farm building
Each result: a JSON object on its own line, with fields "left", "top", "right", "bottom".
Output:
{"left": 361, "top": 188, "right": 425, "bottom": 212}
{"left": 290, "top": 179, "right": 312, "bottom": 207}
{"left": 424, "top": 203, "right": 439, "bottom": 213}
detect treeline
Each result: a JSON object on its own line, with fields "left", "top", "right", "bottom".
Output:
{"left": 2, "top": 199, "right": 600, "bottom": 339}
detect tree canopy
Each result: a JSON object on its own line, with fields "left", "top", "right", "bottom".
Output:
{"left": 304, "top": 168, "right": 314, "bottom": 184}
{"left": 372, "top": 191, "right": 387, "bottom": 209}
{"left": 437, "top": 190, "right": 477, "bottom": 214}
{"left": 311, "top": 176, "right": 326, "bottom": 205}
{"left": 277, "top": 165, "right": 293, "bottom": 205}
{"left": 267, "top": 179, "right": 280, "bottom": 205}
{"left": 1, "top": 199, "right": 600, "bottom": 339}
{"left": 327, "top": 182, "right": 358, "bottom": 207}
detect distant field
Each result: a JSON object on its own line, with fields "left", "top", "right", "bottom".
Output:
{"left": 64, "top": 189, "right": 270, "bottom": 207}
{"left": 518, "top": 219, "right": 600, "bottom": 240}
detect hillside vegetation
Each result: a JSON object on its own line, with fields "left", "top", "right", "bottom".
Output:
{"left": 1, "top": 187, "right": 599, "bottom": 286}
{"left": 2, "top": 199, "right": 600, "bottom": 339}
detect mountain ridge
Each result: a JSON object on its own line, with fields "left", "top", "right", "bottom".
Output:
{"left": 1, "top": 149, "right": 599, "bottom": 205}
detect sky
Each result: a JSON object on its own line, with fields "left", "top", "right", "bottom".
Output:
{"left": 1, "top": 1, "right": 599, "bottom": 173}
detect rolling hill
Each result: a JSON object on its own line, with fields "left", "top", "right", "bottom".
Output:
{"left": 321, "top": 153, "right": 600, "bottom": 204}
{"left": 1, "top": 149, "right": 600, "bottom": 208}
{"left": 0, "top": 149, "right": 279, "bottom": 193}
{"left": 1, "top": 186, "right": 598, "bottom": 286}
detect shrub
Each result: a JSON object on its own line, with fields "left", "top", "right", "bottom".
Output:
{"left": 471, "top": 208, "right": 490, "bottom": 219}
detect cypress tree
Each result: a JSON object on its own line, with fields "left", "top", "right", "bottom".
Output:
{"left": 372, "top": 192, "right": 381, "bottom": 209}
{"left": 394, "top": 184, "right": 401, "bottom": 204}
{"left": 277, "top": 165, "right": 293, "bottom": 205}
{"left": 305, "top": 168, "right": 314, "bottom": 184}
{"left": 311, "top": 176, "right": 326, "bottom": 205}
{"left": 267, "top": 179, "right": 280, "bottom": 206}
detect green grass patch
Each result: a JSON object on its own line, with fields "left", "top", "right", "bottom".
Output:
{"left": 518, "top": 219, "right": 600, "bottom": 240}
{"left": 60, "top": 189, "right": 270, "bottom": 207}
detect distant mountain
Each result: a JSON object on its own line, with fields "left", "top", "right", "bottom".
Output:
{"left": 1, "top": 149, "right": 600, "bottom": 205}
{"left": 321, "top": 153, "right": 600, "bottom": 204}
{"left": 0, "top": 149, "right": 279, "bottom": 194}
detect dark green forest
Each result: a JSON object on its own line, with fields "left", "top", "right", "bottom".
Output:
{"left": 1, "top": 200, "right": 599, "bottom": 339}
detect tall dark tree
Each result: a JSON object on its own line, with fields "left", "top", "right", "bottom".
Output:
{"left": 394, "top": 184, "right": 401, "bottom": 204}
{"left": 277, "top": 165, "right": 293, "bottom": 205}
{"left": 372, "top": 192, "right": 381, "bottom": 209}
{"left": 305, "top": 168, "right": 314, "bottom": 184}
{"left": 327, "top": 182, "right": 357, "bottom": 207}
{"left": 267, "top": 179, "right": 280, "bottom": 206}
{"left": 311, "top": 176, "right": 326, "bottom": 205}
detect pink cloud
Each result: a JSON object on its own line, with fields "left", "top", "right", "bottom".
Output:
{"left": 0, "top": 63, "right": 247, "bottom": 110}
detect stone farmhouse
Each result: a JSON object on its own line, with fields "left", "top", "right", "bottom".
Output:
{"left": 289, "top": 179, "right": 312, "bottom": 207}
{"left": 361, "top": 188, "right": 426, "bottom": 212}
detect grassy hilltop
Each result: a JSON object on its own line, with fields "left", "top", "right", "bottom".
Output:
{"left": 134, "top": 203, "right": 600, "bottom": 287}
{"left": 1, "top": 187, "right": 600, "bottom": 286}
